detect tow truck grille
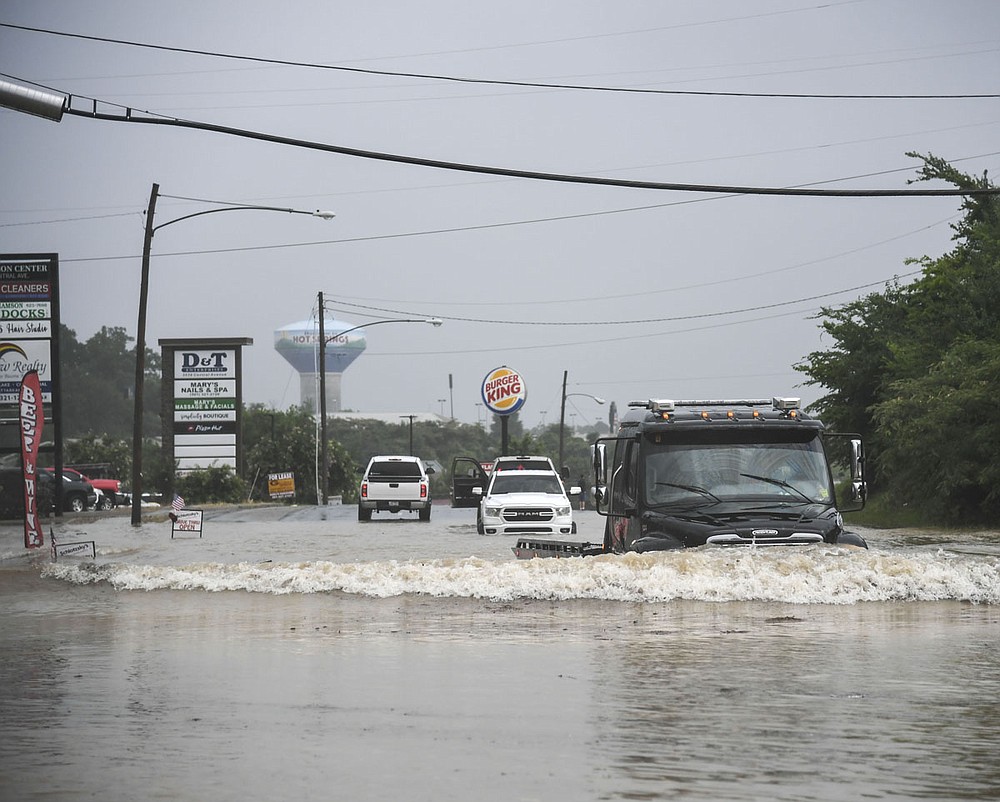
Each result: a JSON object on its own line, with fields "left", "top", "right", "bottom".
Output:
{"left": 503, "top": 507, "right": 554, "bottom": 523}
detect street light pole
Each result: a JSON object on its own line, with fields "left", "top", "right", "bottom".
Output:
{"left": 557, "top": 371, "right": 606, "bottom": 477}
{"left": 316, "top": 312, "right": 442, "bottom": 504}
{"left": 401, "top": 414, "right": 416, "bottom": 455}
{"left": 130, "top": 183, "right": 159, "bottom": 525}
{"left": 129, "top": 186, "right": 334, "bottom": 525}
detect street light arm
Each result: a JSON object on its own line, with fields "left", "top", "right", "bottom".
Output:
{"left": 152, "top": 205, "right": 334, "bottom": 234}
{"left": 565, "top": 392, "right": 606, "bottom": 405}
{"left": 129, "top": 184, "right": 334, "bottom": 526}
{"left": 324, "top": 317, "right": 442, "bottom": 344}
{"left": 316, "top": 309, "right": 442, "bottom": 505}
{"left": 558, "top": 377, "right": 606, "bottom": 475}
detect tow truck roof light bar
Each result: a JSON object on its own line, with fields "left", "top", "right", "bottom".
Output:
{"left": 629, "top": 397, "right": 799, "bottom": 411}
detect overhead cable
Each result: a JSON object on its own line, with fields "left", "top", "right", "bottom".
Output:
{"left": 56, "top": 103, "right": 1000, "bottom": 197}
{"left": 2, "top": 23, "right": 998, "bottom": 100}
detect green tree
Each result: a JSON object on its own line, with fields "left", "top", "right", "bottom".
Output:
{"left": 796, "top": 153, "right": 1000, "bottom": 522}
{"left": 175, "top": 465, "right": 247, "bottom": 504}
{"left": 872, "top": 338, "right": 1000, "bottom": 521}
{"left": 63, "top": 434, "right": 131, "bottom": 478}
{"left": 60, "top": 324, "right": 160, "bottom": 438}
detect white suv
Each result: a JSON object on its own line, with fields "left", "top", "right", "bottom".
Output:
{"left": 477, "top": 469, "right": 580, "bottom": 536}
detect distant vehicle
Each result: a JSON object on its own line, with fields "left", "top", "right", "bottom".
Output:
{"left": 42, "top": 469, "right": 99, "bottom": 513}
{"left": 62, "top": 467, "right": 121, "bottom": 510}
{"left": 492, "top": 456, "right": 559, "bottom": 474}
{"left": 451, "top": 455, "right": 561, "bottom": 508}
{"left": 358, "top": 455, "right": 434, "bottom": 522}
{"left": 0, "top": 466, "right": 54, "bottom": 520}
{"left": 476, "top": 468, "right": 580, "bottom": 536}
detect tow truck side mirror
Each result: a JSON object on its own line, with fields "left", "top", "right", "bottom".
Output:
{"left": 592, "top": 442, "right": 609, "bottom": 515}
{"left": 592, "top": 443, "right": 607, "bottom": 484}
{"left": 850, "top": 437, "right": 867, "bottom": 506}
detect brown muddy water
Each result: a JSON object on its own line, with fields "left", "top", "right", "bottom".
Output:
{"left": 1, "top": 505, "right": 998, "bottom": 801}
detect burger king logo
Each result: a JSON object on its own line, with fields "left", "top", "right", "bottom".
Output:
{"left": 481, "top": 366, "right": 526, "bottom": 416}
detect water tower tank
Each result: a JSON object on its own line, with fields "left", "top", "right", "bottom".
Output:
{"left": 274, "top": 318, "right": 366, "bottom": 412}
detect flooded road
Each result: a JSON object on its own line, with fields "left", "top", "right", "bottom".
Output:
{"left": 1, "top": 504, "right": 998, "bottom": 800}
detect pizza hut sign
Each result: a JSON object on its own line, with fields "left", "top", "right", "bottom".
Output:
{"left": 481, "top": 366, "right": 526, "bottom": 416}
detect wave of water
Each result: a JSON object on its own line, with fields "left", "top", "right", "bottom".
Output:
{"left": 41, "top": 547, "right": 1000, "bottom": 604}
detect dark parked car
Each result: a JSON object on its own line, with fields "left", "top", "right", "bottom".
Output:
{"left": 42, "top": 469, "right": 99, "bottom": 513}
{"left": 0, "top": 466, "right": 55, "bottom": 519}
{"left": 63, "top": 467, "right": 120, "bottom": 509}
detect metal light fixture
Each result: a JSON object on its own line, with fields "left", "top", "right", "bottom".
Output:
{"left": 558, "top": 370, "right": 605, "bottom": 475}
{"left": 315, "top": 293, "right": 442, "bottom": 504}
{"left": 129, "top": 185, "right": 334, "bottom": 525}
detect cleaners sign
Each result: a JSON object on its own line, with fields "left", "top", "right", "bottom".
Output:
{"left": 481, "top": 366, "right": 526, "bottom": 416}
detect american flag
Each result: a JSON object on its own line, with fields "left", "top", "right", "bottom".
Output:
{"left": 171, "top": 494, "right": 185, "bottom": 512}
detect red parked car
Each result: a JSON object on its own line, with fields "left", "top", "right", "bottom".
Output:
{"left": 62, "top": 467, "right": 121, "bottom": 510}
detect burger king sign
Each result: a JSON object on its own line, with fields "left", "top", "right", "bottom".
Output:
{"left": 481, "top": 366, "right": 526, "bottom": 416}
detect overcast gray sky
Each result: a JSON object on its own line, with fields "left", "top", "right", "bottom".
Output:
{"left": 2, "top": 0, "right": 998, "bottom": 429}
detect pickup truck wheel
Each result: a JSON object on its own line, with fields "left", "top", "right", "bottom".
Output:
{"left": 97, "top": 495, "right": 114, "bottom": 511}
{"left": 358, "top": 505, "right": 372, "bottom": 522}
{"left": 67, "top": 494, "right": 86, "bottom": 513}
{"left": 419, "top": 506, "right": 431, "bottom": 522}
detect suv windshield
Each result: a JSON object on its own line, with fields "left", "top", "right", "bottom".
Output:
{"left": 494, "top": 459, "right": 552, "bottom": 472}
{"left": 643, "top": 432, "right": 833, "bottom": 507}
{"left": 490, "top": 474, "right": 564, "bottom": 495}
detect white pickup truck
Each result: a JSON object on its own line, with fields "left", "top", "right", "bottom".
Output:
{"left": 358, "top": 455, "right": 434, "bottom": 522}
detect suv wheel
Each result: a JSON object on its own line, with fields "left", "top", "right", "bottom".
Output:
{"left": 68, "top": 494, "right": 86, "bottom": 513}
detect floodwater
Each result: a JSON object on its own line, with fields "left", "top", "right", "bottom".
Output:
{"left": 1, "top": 504, "right": 998, "bottom": 801}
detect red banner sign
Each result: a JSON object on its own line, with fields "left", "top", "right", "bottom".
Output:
{"left": 19, "top": 370, "right": 44, "bottom": 548}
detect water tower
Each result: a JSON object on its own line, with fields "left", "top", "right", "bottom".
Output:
{"left": 274, "top": 318, "right": 366, "bottom": 412}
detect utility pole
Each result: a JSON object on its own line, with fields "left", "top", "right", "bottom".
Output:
{"left": 401, "top": 414, "right": 416, "bottom": 455}
{"left": 318, "top": 291, "right": 328, "bottom": 505}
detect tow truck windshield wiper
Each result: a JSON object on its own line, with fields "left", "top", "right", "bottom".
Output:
{"left": 739, "top": 473, "right": 813, "bottom": 503}
{"left": 654, "top": 481, "right": 722, "bottom": 505}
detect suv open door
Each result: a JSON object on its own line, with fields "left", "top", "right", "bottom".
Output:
{"left": 451, "top": 457, "right": 489, "bottom": 508}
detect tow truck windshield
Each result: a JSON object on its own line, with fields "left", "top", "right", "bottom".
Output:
{"left": 643, "top": 433, "right": 833, "bottom": 507}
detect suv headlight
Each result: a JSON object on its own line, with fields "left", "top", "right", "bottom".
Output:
{"left": 555, "top": 505, "right": 571, "bottom": 517}
{"left": 484, "top": 505, "right": 502, "bottom": 518}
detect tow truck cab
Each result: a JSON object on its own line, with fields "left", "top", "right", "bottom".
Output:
{"left": 593, "top": 397, "right": 868, "bottom": 551}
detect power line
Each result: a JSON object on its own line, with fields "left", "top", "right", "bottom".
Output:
{"left": 48, "top": 101, "right": 1000, "bottom": 197}
{"left": 3, "top": 22, "right": 998, "bottom": 100}
{"left": 356, "top": 305, "right": 857, "bottom": 357}
{"left": 322, "top": 269, "right": 923, "bottom": 328}
{"left": 331, "top": 213, "right": 959, "bottom": 307}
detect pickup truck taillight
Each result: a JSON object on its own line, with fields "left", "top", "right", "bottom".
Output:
{"left": 361, "top": 482, "right": 368, "bottom": 498}
{"left": 420, "top": 483, "right": 427, "bottom": 498}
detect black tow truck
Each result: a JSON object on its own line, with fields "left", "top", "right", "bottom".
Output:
{"left": 511, "top": 396, "right": 868, "bottom": 558}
